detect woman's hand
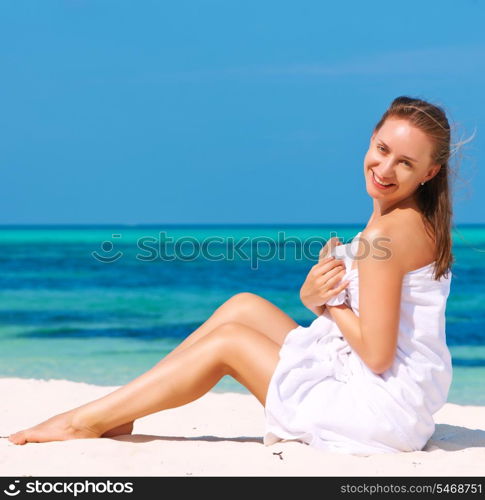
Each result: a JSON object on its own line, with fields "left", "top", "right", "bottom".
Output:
{"left": 300, "top": 240, "right": 350, "bottom": 315}
{"left": 317, "top": 236, "right": 341, "bottom": 261}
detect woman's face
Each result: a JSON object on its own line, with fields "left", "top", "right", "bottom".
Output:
{"left": 363, "top": 117, "right": 440, "bottom": 204}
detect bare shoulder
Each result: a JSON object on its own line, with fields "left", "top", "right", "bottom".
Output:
{"left": 360, "top": 212, "right": 436, "bottom": 274}
{"left": 358, "top": 220, "right": 408, "bottom": 275}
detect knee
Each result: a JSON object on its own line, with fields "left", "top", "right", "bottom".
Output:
{"left": 226, "top": 292, "right": 261, "bottom": 312}
{"left": 211, "top": 321, "right": 242, "bottom": 338}
{"left": 204, "top": 322, "right": 246, "bottom": 376}
{"left": 206, "top": 321, "right": 244, "bottom": 351}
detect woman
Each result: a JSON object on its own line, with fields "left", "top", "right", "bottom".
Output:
{"left": 8, "top": 96, "right": 456, "bottom": 455}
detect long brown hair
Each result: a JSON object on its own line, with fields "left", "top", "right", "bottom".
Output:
{"left": 373, "top": 96, "right": 458, "bottom": 281}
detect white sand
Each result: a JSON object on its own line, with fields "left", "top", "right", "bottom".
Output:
{"left": 1, "top": 377, "right": 484, "bottom": 477}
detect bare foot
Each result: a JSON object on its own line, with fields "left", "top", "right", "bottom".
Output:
{"left": 8, "top": 411, "right": 100, "bottom": 445}
{"left": 101, "top": 421, "right": 134, "bottom": 438}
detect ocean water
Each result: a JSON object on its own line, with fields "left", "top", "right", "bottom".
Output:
{"left": 0, "top": 224, "right": 484, "bottom": 405}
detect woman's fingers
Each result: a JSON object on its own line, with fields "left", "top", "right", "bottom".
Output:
{"left": 331, "top": 278, "right": 350, "bottom": 294}
{"left": 314, "top": 258, "right": 345, "bottom": 278}
{"left": 315, "top": 257, "right": 345, "bottom": 270}
{"left": 315, "top": 256, "right": 334, "bottom": 266}
{"left": 323, "top": 269, "right": 347, "bottom": 288}
{"left": 317, "top": 271, "right": 345, "bottom": 290}
{"left": 338, "top": 279, "right": 350, "bottom": 290}
{"left": 319, "top": 267, "right": 345, "bottom": 285}
{"left": 318, "top": 237, "right": 342, "bottom": 261}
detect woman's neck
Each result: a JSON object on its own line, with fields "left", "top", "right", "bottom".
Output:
{"left": 369, "top": 197, "right": 420, "bottom": 224}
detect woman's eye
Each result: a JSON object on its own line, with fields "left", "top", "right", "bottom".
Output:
{"left": 377, "top": 145, "right": 412, "bottom": 166}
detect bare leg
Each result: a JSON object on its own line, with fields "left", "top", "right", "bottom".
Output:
{"left": 101, "top": 422, "right": 134, "bottom": 438}
{"left": 104, "top": 292, "right": 297, "bottom": 437}
{"left": 9, "top": 322, "right": 280, "bottom": 445}
{"left": 166, "top": 292, "right": 298, "bottom": 355}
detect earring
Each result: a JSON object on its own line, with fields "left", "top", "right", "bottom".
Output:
{"left": 421, "top": 182, "right": 425, "bottom": 186}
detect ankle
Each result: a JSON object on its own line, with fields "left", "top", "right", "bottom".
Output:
{"left": 70, "top": 410, "right": 104, "bottom": 437}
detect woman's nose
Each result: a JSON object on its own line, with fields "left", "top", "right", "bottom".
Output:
{"left": 378, "top": 158, "right": 395, "bottom": 176}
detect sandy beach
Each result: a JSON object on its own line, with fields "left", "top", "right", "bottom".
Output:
{"left": 1, "top": 377, "right": 484, "bottom": 477}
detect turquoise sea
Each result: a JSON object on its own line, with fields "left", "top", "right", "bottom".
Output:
{"left": 0, "top": 224, "right": 484, "bottom": 405}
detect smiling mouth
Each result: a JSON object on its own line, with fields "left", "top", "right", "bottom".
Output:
{"left": 371, "top": 170, "right": 396, "bottom": 188}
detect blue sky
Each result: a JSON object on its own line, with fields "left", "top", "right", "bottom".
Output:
{"left": 1, "top": 0, "right": 483, "bottom": 225}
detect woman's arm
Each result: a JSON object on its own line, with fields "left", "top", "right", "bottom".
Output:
{"left": 327, "top": 224, "right": 406, "bottom": 375}
{"left": 325, "top": 302, "right": 368, "bottom": 359}
{"left": 308, "top": 304, "right": 326, "bottom": 316}
{"left": 325, "top": 302, "right": 394, "bottom": 375}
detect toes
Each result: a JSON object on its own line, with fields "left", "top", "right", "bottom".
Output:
{"left": 8, "top": 431, "right": 27, "bottom": 445}
{"left": 7, "top": 416, "right": 101, "bottom": 444}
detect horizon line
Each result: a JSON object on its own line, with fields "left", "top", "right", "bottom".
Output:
{"left": 0, "top": 222, "right": 484, "bottom": 228}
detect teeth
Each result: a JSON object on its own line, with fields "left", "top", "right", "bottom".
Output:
{"left": 373, "top": 172, "right": 393, "bottom": 186}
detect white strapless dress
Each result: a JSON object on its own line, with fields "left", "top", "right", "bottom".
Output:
{"left": 263, "top": 231, "right": 453, "bottom": 455}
